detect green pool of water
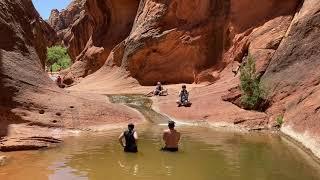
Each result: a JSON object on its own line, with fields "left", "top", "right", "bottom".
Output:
{"left": 108, "top": 94, "right": 171, "bottom": 123}
{"left": 0, "top": 125, "right": 320, "bottom": 180}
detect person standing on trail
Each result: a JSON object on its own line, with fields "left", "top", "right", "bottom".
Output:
{"left": 162, "top": 121, "right": 181, "bottom": 152}
{"left": 119, "top": 123, "right": 138, "bottom": 153}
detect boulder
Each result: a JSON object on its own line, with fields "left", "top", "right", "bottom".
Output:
{"left": 0, "top": 156, "right": 7, "bottom": 166}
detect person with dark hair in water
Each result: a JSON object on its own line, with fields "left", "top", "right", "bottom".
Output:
{"left": 119, "top": 123, "right": 138, "bottom": 153}
{"left": 162, "top": 121, "right": 181, "bottom": 152}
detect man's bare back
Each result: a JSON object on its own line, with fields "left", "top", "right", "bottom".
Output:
{"left": 163, "top": 129, "right": 181, "bottom": 148}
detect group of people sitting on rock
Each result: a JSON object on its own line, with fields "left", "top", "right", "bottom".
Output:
{"left": 119, "top": 121, "right": 180, "bottom": 153}
{"left": 147, "top": 82, "right": 192, "bottom": 107}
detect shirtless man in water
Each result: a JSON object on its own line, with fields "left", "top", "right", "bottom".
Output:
{"left": 162, "top": 121, "right": 181, "bottom": 152}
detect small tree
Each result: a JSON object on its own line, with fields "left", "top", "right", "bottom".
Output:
{"left": 240, "top": 55, "right": 265, "bottom": 110}
{"left": 47, "top": 46, "right": 71, "bottom": 72}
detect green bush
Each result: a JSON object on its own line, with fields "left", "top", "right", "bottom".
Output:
{"left": 47, "top": 46, "right": 71, "bottom": 72}
{"left": 276, "top": 116, "right": 284, "bottom": 127}
{"left": 240, "top": 55, "right": 265, "bottom": 110}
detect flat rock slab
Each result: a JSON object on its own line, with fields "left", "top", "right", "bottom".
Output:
{"left": 0, "top": 137, "right": 62, "bottom": 152}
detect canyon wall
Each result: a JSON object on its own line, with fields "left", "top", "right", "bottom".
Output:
{"left": 109, "top": 0, "right": 300, "bottom": 85}
{"left": 48, "top": 0, "right": 86, "bottom": 45}
{"left": 57, "top": 0, "right": 299, "bottom": 85}
{"left": 262, "top": 0, "right": 320, "bottom": 157}
{"left": 49, "top": 0, "right": 140, "bottom": 85}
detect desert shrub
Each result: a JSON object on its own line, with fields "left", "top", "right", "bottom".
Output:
{"left": 47, "top": 46, "right": 71, "bottom": 72}
{"left": 240, "top": 55, "right": 266, "bottom": 110}
{"left": 276, "top": 115, "right": 284, "bottom": 127}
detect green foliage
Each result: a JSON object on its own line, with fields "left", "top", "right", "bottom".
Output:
{"left": 240, "top": 55, "right": 265, "bottom": 110}
{"left": 47, "top": 46, "right": 71, "bottom": 72}
{"left": 276, "top": 115, "right": 284, "bottom": 127}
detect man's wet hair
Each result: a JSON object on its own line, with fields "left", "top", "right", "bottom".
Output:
{"left": 168, "top": 121, "right": 175, "bottom": 129}
{"left": 182, "top": 85, "right": 186, "bottom": 89}
{"left": 128, "top": 123, "right": 135, "bottom": 130}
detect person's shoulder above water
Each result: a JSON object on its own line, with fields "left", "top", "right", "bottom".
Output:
{"left": 163, "top": 129, "right": 170, "bottom": 134}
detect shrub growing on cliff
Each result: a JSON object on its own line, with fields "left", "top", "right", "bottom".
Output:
{"left": 240, "top": 55, "right": 265, "bottom": 110}
{"left": 47, "top": 46, "right": 71, "bottom": 72}
{"left": 275, "top": 115, "right": 284, "bottom": 127}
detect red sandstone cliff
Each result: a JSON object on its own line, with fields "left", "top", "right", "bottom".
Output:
{"left": 48, "top": 0, "right": 140, "bottom": 85}
{"left": 48, "top": 0, "right": 86, "bottom": 45}
{"left": 59, "top": 0, "right": 299, "bottom": 85}
{"left": 262, "top": 0, "right": 320, "bottom": 158}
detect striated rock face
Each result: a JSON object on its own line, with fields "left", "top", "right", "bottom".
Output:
{"left": 0, "top": 0, "right": 56, "bottom": 141}
{"left": 262, "top": 0, "right": 320, "bottom": 158}
{"left": 0, "top": 0, "right": 56, "bottom": 113}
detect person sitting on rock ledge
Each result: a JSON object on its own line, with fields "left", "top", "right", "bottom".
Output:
{"left": 56, "top": 75, "right": 65, "bottom": 88}
{"left": 146, "top": 82, "right": 168, "bottom": 97}
{"left": 119, "top": 123, "right": 138, "bottom": 153}
{"left": 176, "top": 85, "right": 191, "bottom": 107}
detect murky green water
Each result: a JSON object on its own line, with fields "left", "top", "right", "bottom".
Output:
{"left": 1, "top": 95, "right": 320, "bottom": 180}
{"left": 108, "top": 94, "right": 171, "bottom": 123}
{"left": 1, "top": 126, "right": 320, "bottom": 180}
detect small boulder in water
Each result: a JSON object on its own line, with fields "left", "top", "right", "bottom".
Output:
{"left": 0, "top": 155, "right": 8, "bottom": 166}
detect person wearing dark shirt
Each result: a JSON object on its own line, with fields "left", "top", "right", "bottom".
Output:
{"left": 119, "top": 123, "right": 138, "bottom": 153}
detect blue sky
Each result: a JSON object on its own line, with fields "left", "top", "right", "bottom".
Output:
{"left": 32, "top": 0, "right": 72, "bottom": 20}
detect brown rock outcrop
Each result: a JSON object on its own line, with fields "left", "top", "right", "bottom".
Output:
{"left": 0, "top": 136, "right": 62, "bottom": 152}
{"left": 48, "top": 0, "right": 86, "bottom": 44}
{"left": 55, "top": 0, "right": 140, "bottom": 85}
